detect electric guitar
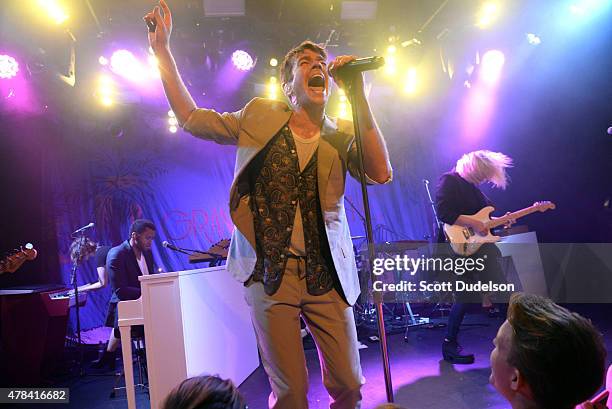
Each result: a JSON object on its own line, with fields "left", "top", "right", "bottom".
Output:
{"left": 0, "top": 243, "right": 38, "bottom": 274}
{"left": 443, "top": 201, "right": 556, "bottom": 256}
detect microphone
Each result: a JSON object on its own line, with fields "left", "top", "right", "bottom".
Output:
{"left": 73, "top": 222, "right": 94, "bottom": 234}
{"left": 162, "top": 241, "right": 190, "bottom": 255}
{"left": 423, "top": 179, "right": 430, "bottom": 185}
{"left": 333, "top": 56, "right": 385, "bottom": 77}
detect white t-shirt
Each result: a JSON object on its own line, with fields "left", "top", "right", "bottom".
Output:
{"left": 136, "top": 253, "right": 150, "bottom": 276}
{"left": 289, "top": 129, "right": 320, "bottom": 256}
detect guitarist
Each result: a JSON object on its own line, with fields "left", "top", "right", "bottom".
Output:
{"left": 435, "top": 150, "right": 514, "bottom": 364}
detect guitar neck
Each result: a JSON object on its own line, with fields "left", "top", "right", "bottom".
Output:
{"left": 488, "top": 205, "right": 541, "bottom": 229}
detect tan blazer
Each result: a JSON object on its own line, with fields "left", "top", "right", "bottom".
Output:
{"left": 183, "top": 97, "right": 390, "bottom": 305}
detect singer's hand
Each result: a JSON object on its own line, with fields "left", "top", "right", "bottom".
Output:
{"left": 328, "top": 55, "right": 363, "bottom": 94}
{"left": 143, "top": 0, "right": 173, "bottom": 53}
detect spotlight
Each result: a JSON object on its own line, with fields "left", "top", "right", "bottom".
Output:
{"left": 526, "top": 33, "right": 541, "bottom": 45}
{"left": 110, "top": 49, "right": 145, "bottom": 82}
{"left": 477, "top": 2, "right": 499, "bottom": 28}
{"left": 266, "top": 76, "right": 279, "bottom": 100}
{"left": 37, "top": 0, "right": 69, "bottom": 25}
{"left": 147, "top": 54, "right": 160, "bottom": 78}
{"left": 0, "top": 55, "right": 19, "bottom": 79}
{"left": 97, "top": 74, "right": 114, "bottom": 107}
{"left": 167, "top": 110, "right": 178, "bottom": 133}
{"left": 480, "top": 50, "right": 505, "bottom": 85}
{"left": 569, "top": 0, "right": 607, "bottom": 16}
{"left": 231, "top": 50, "right": 255, "bottom": 71}
{"left": 269, "top": 58, "right": 278, "bottom": 67}
{"left": 403, "top": 68, "right": 418, "bottom": 94}
{"left": 337, "top": 89, "right": 351, "bottom": 119}
{"left": 99, "top": 56, "right": 108, "bottom": 65}
{"left": 387, "top": 45, "right": 397, "bottom": 54}
{"left": 383, "top": 54, "right": 397, "bottom": 76}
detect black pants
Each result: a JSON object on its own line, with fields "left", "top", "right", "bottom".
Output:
{"left": 444, "top": 243, "right": 506, "bottom": 342}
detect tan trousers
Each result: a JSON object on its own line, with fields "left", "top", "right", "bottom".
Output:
{"left": 244, "top": 258, "right": 363, "bottom": 409}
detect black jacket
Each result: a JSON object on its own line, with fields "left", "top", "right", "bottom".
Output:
{"left": 106, "top": 240, "right": 155, "bottom": 303}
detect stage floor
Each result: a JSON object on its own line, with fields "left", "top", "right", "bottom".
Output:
{"left": 42, "top": 306, "right": 612, "bottom": 409}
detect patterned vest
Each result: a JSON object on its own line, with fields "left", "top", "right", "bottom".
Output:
{"left": 249, "top": 125, "right": 336, "bottom": 296}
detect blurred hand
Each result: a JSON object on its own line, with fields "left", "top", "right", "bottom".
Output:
{"left": 328, "top": 55, "right": 363, "bottom": 94}
{"left": 472, "top": 219, "right": 489, "bottom": 235}
{"left": 503, "top": 212, "right": 516, "bottom": 228}
{"left": 143, "top": 0, "right": 173, "bottom": 53}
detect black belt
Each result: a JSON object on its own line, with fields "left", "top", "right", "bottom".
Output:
{"left": 286, "top": 253, "right": 306, "bottom": 260}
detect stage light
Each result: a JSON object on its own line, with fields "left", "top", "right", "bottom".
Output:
{"left": 97, "top": 75, "right": 114, "bottom": 107}
{"left": 269, "top": 58, "right": 278, "bottom": 67}
{"left": 387, "top": 45, "right": 397, "bottom": 54}
{"left": 526, "top": 33, "right": 541, "bottom": 45}
{"left": 477, "top": 2, "right": 499, "bottom": 28}
{"left": 266, "top": 76, "right": 279, "bottom": 100}
{"left": 167, "top": 110, "right": 178, "bottom": 133}
{"left": 232, "top": 50, "right": 255, "bottom": 71}
{"left": 0, "top": 55, "right": 19, "bottom": 79}
{"left": 98, "top": 56, "right": 108, "bottom": 65}
{"left": 38, "top": 0, "right": 69, "bottom": 25}
{"left": 403, "top": 68, "right": 418, "bottom": 94}
{"left": 110, "top": 49, "right": 145, "bottom": 82}
{"left": 337, "top": 89, "right": 351, "bottom": 120}
{"left": 147, "top": 54, "right": 160, "bottom": 78}
{"left": 569, "top": 0, "right": 609, "bottom": 15}
{"left": 480, "top": 50, "right": 505, "bottom": 85}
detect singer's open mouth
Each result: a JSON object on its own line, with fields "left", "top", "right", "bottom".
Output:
{"left": 308, "top": 75, "right": 325, "bottom": 87}
{"left": 307, "top": 74, "right": 325, "bottom": 92}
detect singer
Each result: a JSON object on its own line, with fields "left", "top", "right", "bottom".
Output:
{"left": 144, "top": 1, "right": 392, "bottom": 408}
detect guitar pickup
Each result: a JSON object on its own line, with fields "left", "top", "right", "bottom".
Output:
{"left": 463, "top": 228, "right": 474, "bottom": 239}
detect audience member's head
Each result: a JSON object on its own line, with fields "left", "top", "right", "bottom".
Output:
{"left": 162, "top": 375, "right": 246, "bottom": 409}
{"left": 490, "top": 293, "right": 606, "bottom": 409}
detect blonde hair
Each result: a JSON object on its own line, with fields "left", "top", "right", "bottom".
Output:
{"left": 455, "top": 150, "right": 513, "bottom": 189}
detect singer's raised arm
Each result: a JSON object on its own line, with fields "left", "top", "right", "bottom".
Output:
{"left": 329, "top": 55, "right": 393, "bottom": 185}
{"left": 144, "top": 0, "right": 241, "bottom": 145}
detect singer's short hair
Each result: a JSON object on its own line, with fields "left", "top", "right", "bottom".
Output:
{"left": 281, "top": 40, "right": 327, "bottom": 88}
{"left": 130, "top": 219, "right": 156, "bottom": 235}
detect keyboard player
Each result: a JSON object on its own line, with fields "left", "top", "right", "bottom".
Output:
{"left": 95, "top": 219, "right": 157, "bottom": 369}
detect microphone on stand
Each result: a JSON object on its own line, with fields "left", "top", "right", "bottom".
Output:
{"left": 162, "top": 241, "right": 191, "bottom": 255}
{"left": 72, "top": 222, "right": 94, "bottom": 235}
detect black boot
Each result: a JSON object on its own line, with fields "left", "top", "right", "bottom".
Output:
{"left": 92, "top": 347, "right": 117, "bottom": 370}
{"left": 442, "top": 339, "right": 475, "bottom": 364}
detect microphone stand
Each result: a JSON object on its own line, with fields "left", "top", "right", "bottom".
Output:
{"left": 345, "top": 75, "right": 394, "bottom": 403}
{"left": 70, "top": 234, "right": 84, "bottom": 377}
{"left": 423, "top": 179, "right": 442, "bottom": 242}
